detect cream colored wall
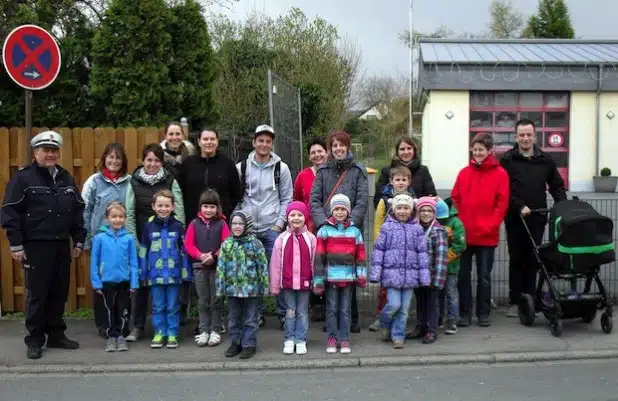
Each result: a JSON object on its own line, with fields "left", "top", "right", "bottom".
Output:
{"left": 569, "top": 93, "right": 596, "bottom": 192}
{"left": 599, "top": 92, "right": 618, "bottom": 180}
{"left": 421, "top": 91, "right": 470, "bottom": 189}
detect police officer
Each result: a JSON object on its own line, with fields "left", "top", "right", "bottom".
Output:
{"left": 1, "top": 131, "right": 86, "bottom": 359}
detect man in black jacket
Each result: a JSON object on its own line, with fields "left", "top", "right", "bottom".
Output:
{"left": 1, "top": 131, "right": 86, "bottom": 359}
{"left": 500, "top": 119, "right": 567, "bottom": 318}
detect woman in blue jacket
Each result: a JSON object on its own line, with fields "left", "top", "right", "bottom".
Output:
{"left": 82, "top": 143, "right": 131, "bottom": 339}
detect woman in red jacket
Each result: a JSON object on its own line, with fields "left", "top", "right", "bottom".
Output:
{"left": 451, "top": 133, "right": 509, "bottom": 328}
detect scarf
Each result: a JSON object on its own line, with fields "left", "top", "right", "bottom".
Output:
{"left": 137, "top": 167, "right": 166, "bottom": 186}
{"left": 101, "top": 168, "right": 121, "bottom": 182}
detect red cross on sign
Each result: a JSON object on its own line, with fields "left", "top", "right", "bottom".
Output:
{"left": 2, "top": 25, "right": 62, "bottom": 90}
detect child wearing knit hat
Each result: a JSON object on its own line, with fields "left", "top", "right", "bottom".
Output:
{"left": 406, "top": 196, "right": 449, "bottom": 344}
{"left": 269, "top": 201, "right": 318, "bottom": 355}
{"left": 314, "top": 194, "right": 366, "bottom": 354}
{"left": 370, "top": 193, "right": 430, "bottom": 348}
{"left": 216, "top": 210, "right": 268, "bottom": 360}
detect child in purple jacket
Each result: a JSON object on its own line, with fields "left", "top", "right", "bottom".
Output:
{"left": 370, "top": 194, "right": 430, "bottom": 348}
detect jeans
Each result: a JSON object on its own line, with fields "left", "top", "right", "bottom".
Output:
{"left": 227, "top": 296, "right": 259, "bottom": 348}
{"left": 151, "top": 284, "right": 181, "bottom": 337}
{"left": 256, "top": 229, "right": 286, "bottom": 319}
{"left": 506, "top": 218, "right": 544, "bottom": 305}
{"left": 194, "top": 269, "right": 221, "bottom": 333}
{"left": 439, "top": 275, "right": 460, "bottom": 321}
{"left": 414, "top": 287, "right": 439, "bottom": 334}
{"left": 282, "top": 289, "right": 310, "bottom": 343}
{"left": 458, "top": 246, "right": 495, "bottom": 320}
{"left": 379, "top": 288, "right": 414, "bottom": 341}
{"left": 326, "top": 285, "right": 352, "bottom": 341}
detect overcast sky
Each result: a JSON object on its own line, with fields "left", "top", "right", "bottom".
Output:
{"left": 214, "top": 0, "right": 618, "bottom": 78}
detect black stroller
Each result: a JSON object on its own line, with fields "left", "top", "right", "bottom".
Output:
{"left": 518, "top": 198, "right": 615, "bottom": 337}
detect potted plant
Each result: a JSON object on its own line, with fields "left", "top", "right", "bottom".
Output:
{"left": 593, "top": 167, "right": 618, "bottom": 193}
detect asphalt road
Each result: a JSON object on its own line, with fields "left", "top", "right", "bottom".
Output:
{"left": 2, "top": 359, "right": 618, "bottom": 401}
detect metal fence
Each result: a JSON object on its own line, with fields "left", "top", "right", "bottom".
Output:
{"left": 356, "top": 195, "right": 618, "bottom": 314}
{"left": 268, "top": 70, "right": 303, "bottom": 179}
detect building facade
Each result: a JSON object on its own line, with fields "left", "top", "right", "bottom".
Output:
{"left": 418, "top": 38, "right": 618, "bottom": 192}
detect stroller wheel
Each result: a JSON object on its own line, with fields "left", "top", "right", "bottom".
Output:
{"left": 581, "top": 310, "right": 596, "bottom": 324}
{"left": 518, "top": 294, "right": 536, "bottom": 327}
{"left": 601, "top": 313, "right": 613, "bottom": 334}
{"left": 550, "top": 319, "right": 563, "bottom": 337}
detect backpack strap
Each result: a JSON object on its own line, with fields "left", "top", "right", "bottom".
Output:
{"left": 240, "top": 159, "right": 248, "bottom": 196}
{"left": 274, "top": 161, "right": 281, "bottom": 188}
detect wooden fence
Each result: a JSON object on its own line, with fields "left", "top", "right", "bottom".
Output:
{"left": 0, "top": 127, "right": 167, "bottom": 313}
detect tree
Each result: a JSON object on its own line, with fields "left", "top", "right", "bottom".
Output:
{"left": 522, "top": 0, "right": 575, "bottom": 39}
{"left": 89, "top": 0, "right": 173, "bottom": 126}
{"left": 166, "top": 0, "right": 217, "bottom": 128}
{"left": 488, "top": 0, "right": 524, "bottom": 38}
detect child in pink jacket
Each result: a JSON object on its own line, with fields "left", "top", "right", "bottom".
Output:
{"left": 270, "top": 201, "right": 317, "bottom": 355}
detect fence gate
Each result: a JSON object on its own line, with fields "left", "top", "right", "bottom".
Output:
{"left": 268, "top": 70, "right": 303, "bottom": 179}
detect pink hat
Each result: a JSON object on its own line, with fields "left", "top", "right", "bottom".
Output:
{"left": 416, "top": 196, "right": 436, "bottom": 213}
{"left": 286, "top": 201, "right": 309, "bottom": 222}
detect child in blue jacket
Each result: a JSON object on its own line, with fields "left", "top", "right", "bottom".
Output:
{"left": 139, "top": 190, "right": 192, "bottom": 349}
{"left": 90, "top": 202, "right": 139, "bottom": 352}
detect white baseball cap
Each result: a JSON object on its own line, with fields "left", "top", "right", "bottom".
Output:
{"left": 255, "top": 124, "right": 275, "bottom": 138}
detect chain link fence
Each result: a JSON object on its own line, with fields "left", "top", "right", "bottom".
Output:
{"left": 268, "top": 70, "right": 303, "bottom": 179}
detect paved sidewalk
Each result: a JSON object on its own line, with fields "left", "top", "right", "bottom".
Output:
{"left": 1, "top": 311, "right": 617, "bottom": 373}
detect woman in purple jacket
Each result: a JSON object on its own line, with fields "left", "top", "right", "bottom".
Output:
{"left": 370, "top": 194, "right": 429, "bottom": 348}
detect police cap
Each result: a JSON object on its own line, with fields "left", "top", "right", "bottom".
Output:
{"left": 31, "top": 131, "right": 63, "bottom": 149}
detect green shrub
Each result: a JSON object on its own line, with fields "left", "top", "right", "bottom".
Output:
{"left": 601, "top": 167, "right": 612, "bottom": 177}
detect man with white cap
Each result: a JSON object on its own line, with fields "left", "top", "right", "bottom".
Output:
{"left": 236, "top": 124, "right": 293, "bottom": 328}
{"left": 1, "top": 130, "right": 86, "bottom": 359}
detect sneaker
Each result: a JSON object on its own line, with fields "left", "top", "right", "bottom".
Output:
{"left": 207, "top": 332, "right": 221, "bottom": 347}
{"left": 220, "top": 323, "right": 226, "bottom": 334}
{"left": 166, "top": 336, "right": 179, "bottom": 348}
{"left": 368, "top": 318, "right": 381, "bottom": 332}
{"left": 405, "top": 326, "right": 424, "bottom": 340}
{"left": 283, "top": 340, "right": 295, "bottom": 355}
{"left": 126, "top": 328, "right": 142, "bottom": 342}
{"left": 478, "top": 316, "right": 491, "bottom": 327}
{"left": 239, "top": 346, "right": 256, "bottom": 359}
{"left": 326, "top": 337, "right": 337, "bottom": 353}
{"left": 506, "top": 305, "right": 518, "bottom": 318}
{"left": 105, "top": 337, "right": 117, "bottom": 352}
{"left": 116, "top": 336, "right": 128, "bottom": 351}
{"left": 46, "top": 335, "right": 79, "bottom": 349}
{"left": 458, "top": 316, "right": 471, "bottom": 327}
{"left": 380, "top": 328, "right": 390, "bottom": 342}
{"left": 438, "top": 317, "right": 444, "bottom": 329}
{"left": 258, "top": 316, "right": 265, "bottom": 328}
{"left": 422, "top": 332, "right": 437, "bottom": 344}
{"left": 295, "top": 342, "right": 308, "bottom": 355}
{"left": 150, "top": 333, "right": 164, "bottom": 349}
{"left": 339, "top": 341, "right": 351, "bottom": 354}
{"left": 392, "top": 339, "right": 405, "bottom": 349}
{"left": 195, "top": 332, "right": 209, "bottom": 347}
{"left": 350, "top": 322, "right": 361, "bottom": 333}
{"left": 445, "top": 319, "right": 458, "bottom": 335}
{"left": 225, "top": 342, "right": 242, "bottom": 357}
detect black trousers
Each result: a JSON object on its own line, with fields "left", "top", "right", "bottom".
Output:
{"left": 101, "top": 282, "right": 130, "bottom": 338}
{"left": 131, "top": 286, "right": 150, "bottom": 330}
{"left": 23, "top": 240, "right": 71, "bottom": 347}
{"left": 506, "top": 217, "right": 545, "bottom": 305}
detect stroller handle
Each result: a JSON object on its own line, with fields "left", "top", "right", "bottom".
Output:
{"left": 528, "top": 208, "right": 550, "bottom": 214}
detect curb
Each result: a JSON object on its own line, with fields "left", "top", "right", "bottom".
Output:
{"left": 2, "top": 349, "right": 618, "bottom": 374}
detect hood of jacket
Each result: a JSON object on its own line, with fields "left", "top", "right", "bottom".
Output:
{"left": 391, "top": 155, "right": 422, "bottom": 174}
{"left": 469, "top": 153, "right": 501, "bottom": 171}
{"left": 237, "top": 151, "right": 292, "bottom": 233}
{"left": 160, "top": 139, "right": 194, "bottom": 162}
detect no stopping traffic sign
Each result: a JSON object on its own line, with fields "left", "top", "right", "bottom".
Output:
{"left": 2, "top": 25, "right": 62, "bottom": 90}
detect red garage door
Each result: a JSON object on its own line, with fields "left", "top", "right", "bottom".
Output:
{"left": 469, "top": 92, "right": 569, "bottom": 189}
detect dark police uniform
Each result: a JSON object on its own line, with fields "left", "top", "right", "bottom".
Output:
{"left": 1, "top": 131, "right": 86, "bottom": 354}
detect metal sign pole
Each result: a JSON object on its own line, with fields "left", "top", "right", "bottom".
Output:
{"left": 24, "top": 89, "right": 32, "bottom": 166}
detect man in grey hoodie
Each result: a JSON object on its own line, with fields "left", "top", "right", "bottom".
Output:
{"left": 236, "top": 125, "right": 293, "bottom": 328}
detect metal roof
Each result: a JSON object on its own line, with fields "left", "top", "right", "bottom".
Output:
{"left": 419, "top": 39, "right": 618, "bottom": 65}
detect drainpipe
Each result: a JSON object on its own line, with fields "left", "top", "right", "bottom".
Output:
{"left": 595, "top": 64, "right": 604, "bottom": 175}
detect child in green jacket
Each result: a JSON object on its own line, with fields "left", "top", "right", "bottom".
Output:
{"left": 436, "top": 197, "right": 466, "bottom": 334}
